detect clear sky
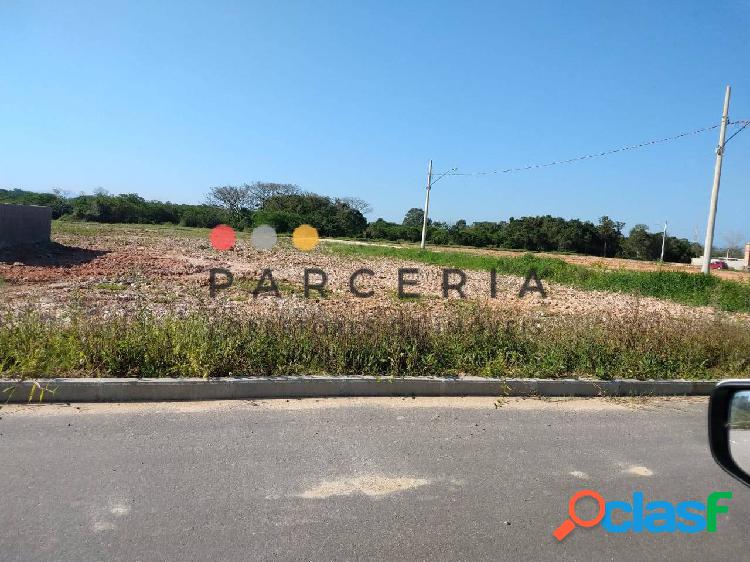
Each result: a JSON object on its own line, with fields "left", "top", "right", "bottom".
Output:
{"left": 1, "top": 1, "right": 748, "bottom": 242}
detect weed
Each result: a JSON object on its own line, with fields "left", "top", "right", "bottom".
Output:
{"left": 95, "top": 282, "right": 126, "bottom": 292}
{"left": 324, "top": 243, "right": 750, "bottom": 313}
{"left": 0, "top": 307, "right": 747, "bottom": 380}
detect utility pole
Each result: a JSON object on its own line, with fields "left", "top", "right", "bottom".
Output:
{"left": 660, "top": 221, "right": 667, "bottom": 262}
{"left": 701, "top": 85, "right": 731, "bottom": 274}
{"left": 420, "top": 159, "right": 432, "bottom": 249}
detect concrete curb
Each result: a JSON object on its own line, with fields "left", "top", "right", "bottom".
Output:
{"left": 0, "top": 377, "right": 718, "bottom": 403}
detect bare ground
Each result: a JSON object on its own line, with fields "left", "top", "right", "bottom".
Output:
{"left": 0, "top": 395, "right": 708, "bottom": 417}
{"left": 0, "top": 223, "right": 746, "bottom": 325}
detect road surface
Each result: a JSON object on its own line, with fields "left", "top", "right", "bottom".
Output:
{"left": 1, "top": 396, "right": 747, "bottom": 561}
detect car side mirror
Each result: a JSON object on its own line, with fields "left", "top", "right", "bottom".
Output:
{"left": 709, "top": 380, "right": 750, "bottom": 487}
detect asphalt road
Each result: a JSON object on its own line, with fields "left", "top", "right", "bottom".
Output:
{"left": 1, "top": 396, "right": 748, "bottom": 562}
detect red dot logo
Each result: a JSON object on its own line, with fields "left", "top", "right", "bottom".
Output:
{"left": 210, "top": 224, "right": 236, "bottom": 251}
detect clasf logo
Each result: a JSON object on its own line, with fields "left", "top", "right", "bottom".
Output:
{"left": 553, "top": 489, "right": 732, "bottom": 541}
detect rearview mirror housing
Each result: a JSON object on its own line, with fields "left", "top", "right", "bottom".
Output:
{"left": 709, "top": 380, "right": 750, "bottom": 488}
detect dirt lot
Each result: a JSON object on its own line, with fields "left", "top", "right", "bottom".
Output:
{"left": 0, "top": 222, "right": 747, "bottom": 324}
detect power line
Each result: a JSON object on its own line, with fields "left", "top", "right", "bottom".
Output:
{"left": 723, "top": 119, "right": 750, "bottom": 147}
{"left": 436, "top": 121, "right": 748, "bottom": 178}
{"left": 428, "top": 167, "right": 456, "bottom": 186}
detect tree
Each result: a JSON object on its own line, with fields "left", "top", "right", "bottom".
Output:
{"left": 260, "top": 193, "right": 367, "bottom": 236}
{"left": 252, "top": 209, "right": 302, "bottom": 233}
{"left": 365, "top": 218, "right": 394, "bottom": 239}
{"left": 597, "top": 216, "right": 625, "bottom": 257}
{"left": 662, "top": 236, "right": 696, "bottom": 264}
{"left": 337, "top": 197, "right": 372, "bottom": 215}
{"left": 179, "top": 205, "right": 233, "bottom": 228}
{"left": 246, "top": 182, "right": 299, "bottom": 209}
{"left": 722, "top": 230, "right": 745, "bottom": 258}
{"left": 621, "top": 224, "right": 656, "bottom": 260}
{"left": 206, "top": 185, "right": 253, "bottom": 218}
{"left": 403, "top": 208, "right": 426, "bottom": 228}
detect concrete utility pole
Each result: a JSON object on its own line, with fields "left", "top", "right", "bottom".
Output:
{"left": 420, "top": 159, "right": 433, "bottom": 249}
{"left": 701, "top": 85, "right": 731, "bottom": 274}
{"left": 660, "top": 221, "right": 667, "bottom": 262}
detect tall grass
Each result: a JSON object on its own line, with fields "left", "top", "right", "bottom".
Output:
{"left": 325, "top": 243, "right": 750, "bottom": 313}
{"left": 1, "top": 308, "right": 747, "bottom": 380}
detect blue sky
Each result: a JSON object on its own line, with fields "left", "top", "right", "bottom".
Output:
{"left": 1, "top": 1, "right": 748, "bottom": 242}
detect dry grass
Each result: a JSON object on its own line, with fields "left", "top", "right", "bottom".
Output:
{"left": 1, "top": 222, "right": 748, "bottom": 380}
{"left": 1, "top": 305, "right": 748, "bottom": 380}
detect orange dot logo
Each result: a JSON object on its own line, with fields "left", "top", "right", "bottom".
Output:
{"left": 210, "top": 224, "right": 236, "bottom": 251}
{"left": 292, "top": 224, "right": 320, "bottom": 251}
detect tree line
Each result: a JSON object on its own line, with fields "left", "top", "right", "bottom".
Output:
{"left": 370, "top": 208, "right": 700, "bottom": 263}
{"left": 1, "top": 185, "right": 702, "bottom": 263}
{"left": 0, "top": 184, "right": 368, "bottom": 237}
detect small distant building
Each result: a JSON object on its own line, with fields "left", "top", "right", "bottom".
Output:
{"left": 721, "top": 257, "right": 748, "bottom": 271}
{"left": 0, "top": 203, "right": 52, "bottom": 249}
{"left": 691, "top": 245, "right": 750, "bottom": 271}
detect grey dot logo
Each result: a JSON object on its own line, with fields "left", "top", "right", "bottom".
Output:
{"left": 250, "top": 225, "right": 278, "bottom": 250}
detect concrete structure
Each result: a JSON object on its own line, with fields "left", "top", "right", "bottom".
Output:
{"left": 746, "top": 242, "right": 750, "bottom": 269}
{"left": 0, "top": 376, "right": 717, "bottom": 403}
{"left": 0, "top": 203, "right": 52, "bottom": 248}
{"left": 691, "top": 253, "right": 749, "bottom": 271}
